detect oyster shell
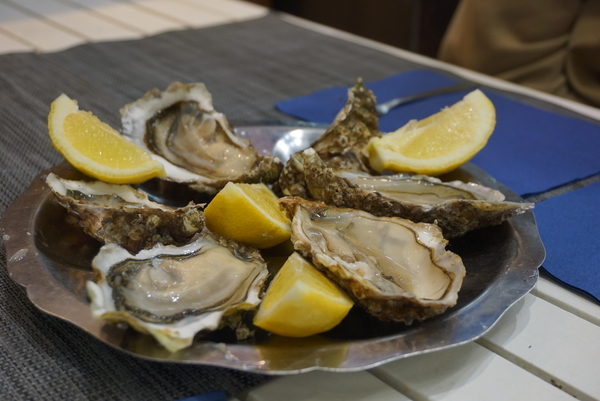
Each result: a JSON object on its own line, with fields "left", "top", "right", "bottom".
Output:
{"left": 276, "top": 78, "right": 381, "bottom": 197}
{"left": 87, "top": 231, "right": 269, "bottom": 352}
{"left": 299, "top": 148, "right": 534, "bottom": 238}
{"left": 279, "top": 197, "right": 466, "bottom": 324}
{"left": 121, "top": 82, "right": 283, "bottom": 195}
{"left": 45, "top": 173, "right": 205, "bottom": 254}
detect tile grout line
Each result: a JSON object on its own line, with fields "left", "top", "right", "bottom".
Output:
{"left": 475, "top": 335, "right": 595, "bottom": 401}
{"left": 0, "top": 0, "right": 91, "bottom": 40}
{"left": 120, "top": 0, "right": 194, "bottom": 29}
{"left": 532, "top": 283, "right": 600, "bottom": 327}
{"left": 51, "top": 0, "right": 147, "bottom": 36}
{"left": 366, "top": 367, "right": 427, "bottom": 401}
{"left": 172, "top": 0, "right": 233, "bottom": 19}
{"left": 0, "top": 26, "right": 39, "bottom": 52}
{"left": 173, "top": 0, "right": 268, "bottom": 22}
{"left": 176, "top": 0, "right": 268, "bottom": 22}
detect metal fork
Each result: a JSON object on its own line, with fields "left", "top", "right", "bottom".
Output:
{"left": 375, "top": 82, "right": 478, "bottom": 115}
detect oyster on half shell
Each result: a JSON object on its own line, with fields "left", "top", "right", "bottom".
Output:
{"left": 279, "top": 197, "right": 466, "bottom": 324}
{"left": 121, "top": 82, "right": 283, "bottom": 195}
{"left": 45, "top": 173, "right": 205, "bottom": 254}
{"left": 87, "top": 231, "right": 269, "bottom": 352}
{"left": 276, "top": 78, "right": 381, "bottom": 198}
{"left": 299, "top": 148, "right": 534, "bottom": 238}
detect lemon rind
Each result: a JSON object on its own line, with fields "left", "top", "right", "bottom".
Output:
{"left": 48, "top": 93, "right": 165, "bottom": 184}
{"left": 367, "top": 89, "right": 496, "bottom": 175}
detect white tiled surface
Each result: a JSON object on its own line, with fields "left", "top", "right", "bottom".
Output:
{"left": 245, "top": 288, "right": 600, "bottom": 401}
{"left": 66, "top": 0, "right": 184, "bottom": 35}
{"left": 0, "top": 0, "right": 267, "bottom": 53}
{"left": 0, "top": 1, "right": 84, "bottom": 52}
{"left": 245, "top": 371, "right": 411, "bottom": 401}
{"left": 2, "top": 3, "right": 599, "bottom": 400}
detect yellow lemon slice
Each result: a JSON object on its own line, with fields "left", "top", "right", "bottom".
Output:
{"left": 253, "top": 252, "right": 354, "bottom": 337}
{"left": 367, "top": 89, "right": 496, "bottom": 175}
{"left": 204, "top": 182, "right": 291, "bottom": 249}
{"left": 48, "top": 94, "right": 165, "bottom": 184}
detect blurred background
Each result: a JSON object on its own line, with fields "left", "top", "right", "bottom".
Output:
{"left": 1, "top": 0, "right": 593, "bottom": 107}
{"left": 244, "top": 0, "right": 600, "bottom": 109}
{"left": 245, "top": 0, "right": 460, "bottom": 58}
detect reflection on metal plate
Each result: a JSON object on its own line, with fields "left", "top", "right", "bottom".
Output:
{"left": 0, "top": 125, "right": 545, "bottom": 374}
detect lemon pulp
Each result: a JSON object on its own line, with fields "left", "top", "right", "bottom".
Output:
{"left": 204, "top": 182, "right": 291, "bottom": 249}
{"left": 367, "top": 89, "right": 496, "bottom": 175}
{"left": 48, "top": 93, "right": 165, "bottom": 184}
{"left": 253, "top": 252, "right": 354, "bottom": 337}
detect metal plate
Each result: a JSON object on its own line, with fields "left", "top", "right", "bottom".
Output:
{"left": 1, "top": 125, "right": 545, "bottom": 374}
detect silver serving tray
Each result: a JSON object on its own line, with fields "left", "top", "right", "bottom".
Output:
{"left": 1, "top": 125, "right": 545, "bottom": 374}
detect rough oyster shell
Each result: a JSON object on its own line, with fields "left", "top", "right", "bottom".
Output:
{"left": 276, "top": 78, "right": 381, "bottom": 197}
{"left": 121, "top": 82, "right": 283, "bottom": 195}
{"left": 299, "top": 148, "right": 534, "bottom": 238}
{"left": 45, "top": 173, "right": 204, "bottom": 254}
{"left": 280, "top": 197, "right": 466, "bottom": 324}
{"left": 87, "top": 231, "right": 269, "bottom": 352}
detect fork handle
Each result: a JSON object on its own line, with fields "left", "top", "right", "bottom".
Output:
{"left": 376, "top": 82, "right": 478, "bottom": 115}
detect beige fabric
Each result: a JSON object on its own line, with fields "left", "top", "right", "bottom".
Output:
{"left": 438, "top": 0, "right": 600, "bottom": 107}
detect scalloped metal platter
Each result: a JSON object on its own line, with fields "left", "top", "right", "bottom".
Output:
{"left": 1, "top": 125, "right": 545, "bottom": 374}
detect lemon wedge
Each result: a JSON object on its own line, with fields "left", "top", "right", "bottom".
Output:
{"left": 253, "top": 252, "right": 354, "bottom": 337}
{"left": 48, "top": 93, "right": 165, "bottom": 184}
{"left": 204, "top": 182, "right": 291, "bottom": 249}
{"left": 367, "top": 89, "right": 496, "bottom": 175}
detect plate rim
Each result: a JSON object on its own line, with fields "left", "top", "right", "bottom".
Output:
{"left": 0, "top": 125, "right": 545, "bottom": 374}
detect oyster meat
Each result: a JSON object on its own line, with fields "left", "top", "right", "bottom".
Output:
{"left": 87, "top": 231, "right": 269, "bottom": 352}
{"left": 279, "top": 197, "right": 466, "bottom": 324}
{"left": 121, "top": 82, "right": 283, "bottom": 195}
{"left": 276, "top": 78, "right": 381, "bottom": 197}
{"left": 46, "top": 173, "right": 205, "bottom": 254}
{"left": 299, "top": 148, "right": 534, "bottom": 238}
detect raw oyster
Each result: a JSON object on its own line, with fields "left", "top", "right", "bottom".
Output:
{"left": 87, "top": 231, "right": 269, "bottom": 352}
{"left": 279, "top": 197, "right": 466, "bottom": 324}
{"left": 121, "top": 82, "right": 283, "bottom": 195}
{"left": 46, "top": 173, "right": 204, "bottom": 254}
{"left": 276, "top": 78, "right": 381, "bottom": 198}
{"left": 299, "top": 148, "right": 534, "bottom": 238}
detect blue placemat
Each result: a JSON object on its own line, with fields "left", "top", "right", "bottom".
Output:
{"left": 276, "top": 69, "right": 600, "bottom": 304}
{"left": 275, "top": 70, "right": 600, "bottom": 196}
{"left": 534, "top": 181, "right": 600, "bottom": 303}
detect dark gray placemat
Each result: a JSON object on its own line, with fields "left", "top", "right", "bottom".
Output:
{"left": 0, "top": 12, "right": 430, "bottom": 401}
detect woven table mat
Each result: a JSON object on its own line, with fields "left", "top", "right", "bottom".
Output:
{"left": 0, "top": 13, "right": 429, "bottom": 401}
